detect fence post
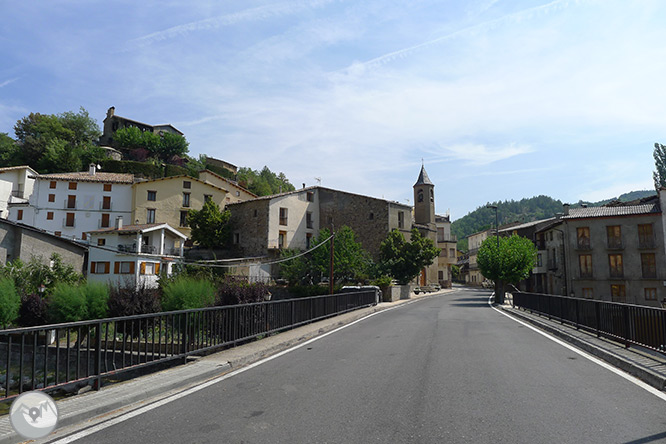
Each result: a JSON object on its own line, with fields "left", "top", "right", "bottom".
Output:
{"left": 181, "top": 313, "right": 189, "bottom": 360}
{"left": 574, "top": 298, "right": 579, "bottom": 330}
{"left": 595, "top": 301, "right": 601, "bottom": 338}
{"left": 94, "top": 322, "right": 102, "bottom": 390}
{"left": 560, "top": 297, "right": 564, "bottom": 325}
{"left": 623, "top": 305, "right": 631, "bottom": 348}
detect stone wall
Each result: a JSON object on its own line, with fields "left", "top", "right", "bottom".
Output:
{"left": 228, "top": 199, "right": 270, "bottom": 257}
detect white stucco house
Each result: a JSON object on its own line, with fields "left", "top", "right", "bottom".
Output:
{"left": 8, "top": 164, "right": 134, "bottom": 242}
{"left": 0, "top": 166, "right": 37, "bottom": 219}
{"left": 86, "top": 218, "right": 186, "bottom": 289}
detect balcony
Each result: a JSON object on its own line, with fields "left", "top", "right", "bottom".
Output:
{"left": 576, "top": 239, "right": 591, "bottom": 250}
{"left": 639, "top": 238, "right": 656, "bottom": 249}
{"left": 118, "top": 244, "right": 157, "bottom": 254}
{"left": 10, "top": 190, "right": 24, "bottom": 199}
{"left": 606, "top": 238, "right": 623, "bottom": 250}
{"left": 437, "top": 235, "right": 457, "bottom": 243}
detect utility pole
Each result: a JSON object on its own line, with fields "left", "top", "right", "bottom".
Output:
{"left": 329, "top": 225, "right": 335, "bottom": 295}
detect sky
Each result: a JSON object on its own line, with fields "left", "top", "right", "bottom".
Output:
{"left": 1, "top": 0, "right": 665, "bottom": 221}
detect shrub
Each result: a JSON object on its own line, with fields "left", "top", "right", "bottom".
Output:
{"left": 216, "top": 276, "right": 269, "bottom": 306}
{"left": 82, "top": 282, "right": 109, "bottom": 320}
{"left": 48, "top": 283, "right": 87, "bottom": 323}
{"left": 161, "top": 277, "right": 215, "bottom": 311}
{"left": 18, "top": 294, "right": 48, "bottom": 327}
{"left": 108, "top": 283, "right": 161, "bottom": 317}
{"left": 0, "top": 277, "right": 20, "bottom": 328}
{"left": 287, "top": 285, "right": 334, "bottom": 298}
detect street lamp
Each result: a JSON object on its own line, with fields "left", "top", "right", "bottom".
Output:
{"left": 486, "top": 205, "right": 500, "bottom": 302}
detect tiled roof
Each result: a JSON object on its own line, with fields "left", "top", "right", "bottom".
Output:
{"left": 414, "top": 165, "right": 433, "bottom": 186}
{"left": 0, "top": 165, "right": 37, "bottom": 174}
{"left": 563, "top": 204, "right": 660, "bottom": 219}
{"left": 132, "top": 174, "right": 229, "bottom": 193}
{"left": 499, "top": 217, "right": 556, "bottom": 232}
{"left": 32, "top": 171, "right": 134, "bottom": 184}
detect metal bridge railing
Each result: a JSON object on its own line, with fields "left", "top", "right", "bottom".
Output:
{"left": 0, "top": 290, "right": 377, "bottom": 402}
{"left": 513, "top": 292, "right": 666, "bottom": 355}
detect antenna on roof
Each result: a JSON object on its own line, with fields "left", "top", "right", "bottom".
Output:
{"left": 315, "top": 177, "right": 321, "bottom": 185}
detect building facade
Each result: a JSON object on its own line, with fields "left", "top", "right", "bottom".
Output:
{"left": 198, "top": 170, "right": 256, "bottom": 204}
{"left": 0, "top": 166, "right": 37, "bottom": 218}
{"left": 99, "top": 107, "right": 183, "bottom": 147}
{"left": 436, "top": 214, "right": 457, "bottom": 288}
{"left": 8, "top": 165, "right": 134, "bottom": 242}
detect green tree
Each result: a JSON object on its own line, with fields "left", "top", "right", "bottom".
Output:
{"left": 0, "top": 277, "right": 20, "bottom": 328}
{"left": 280, "top": 226, "right": 372, "bottom": 285}
{"left": 186, "top": 199, "right": 232, "bottom": 250}
{"left": 113, "top": 126, "right": 144, "bottom": 149}
{"left": 477, "top": 234, "right": 537, "bottom": 304}
{"left": 379, "top": 228, "right": 440, "bottom": 285}
{"left": 158, "top": 132, "right": 189, "bottom": 160}
{"left": 653, "top": 142, "right": 666, "bottom": 190}
{"left": 0, "top": 133, "right": 20, "bottom": 166}
{"left": 237, "top": 166, "right": 295, "bottom": 196}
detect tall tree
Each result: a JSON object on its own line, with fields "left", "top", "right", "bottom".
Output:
{"left": 186, "top": 200, "right": 232, "bottom": 250}
{"left": 379, "top": 228, "right": 440, "bottom": 285}
{"left": 653, "top": 142, "right": 666, "bottom": 190}
{"left": 477, "top": 234, "right": 537, "bottom": 304}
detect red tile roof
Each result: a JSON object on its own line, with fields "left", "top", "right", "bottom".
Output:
{"left": 32, "top": 171, "right": 134, "bottom": 184}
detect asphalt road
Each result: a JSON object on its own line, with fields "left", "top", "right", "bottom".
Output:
{"left": 55, "top": 288, "right": 666, "bottom": 444}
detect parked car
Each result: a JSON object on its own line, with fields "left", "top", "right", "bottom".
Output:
{"left": 414, "top": 283, "right": 441, "bottom": 294}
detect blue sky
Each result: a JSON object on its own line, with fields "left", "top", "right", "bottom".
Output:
{"left": 1, "top": 0, "right": 664, "bottom": 220}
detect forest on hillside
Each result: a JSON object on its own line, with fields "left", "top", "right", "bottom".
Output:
{"left": 452, "top": 190, "right": 656, "bottom": 252}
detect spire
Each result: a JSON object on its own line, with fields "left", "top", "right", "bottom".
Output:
{"left": 414, "top": 164, "right": 433, "bottom": 186}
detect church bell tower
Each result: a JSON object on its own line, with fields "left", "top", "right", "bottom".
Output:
{"left": 413, "top": 164, "right": 435, "bottom": 226}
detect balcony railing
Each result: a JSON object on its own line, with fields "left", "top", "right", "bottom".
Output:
{"left": 10, "top": 190, "right": 24, "bottom": 199}
{"left": 576, "top": 239, "right": 591, "bottom": 250}
{"left": 639, "top": 238, "right": 656, "bottom": 249}
{"left": 118, "top": 244, "right": 157, "bottom": 254}
{"left": 607, "top": 238, "right": 623, "bottom": 249}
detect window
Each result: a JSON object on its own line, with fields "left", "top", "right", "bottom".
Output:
{"left": 97, "top": 238, "right": 105, "bottom": 246}
{"left": 147, "top": 209, "right": 156, "bottom": 224}
{"left": 204, "top": 194, "right": 212, "bottom": 202}
{"left": 638, "top": 224, "right": 654, "bottom": 248}
{"left": 101, "top": 213, "right": 110, "bottom": 228}
{"left": 147, "top": 190, "right": 156, "bottom": 201}
{"left": 54, "top": 231, "right": 61, "bottom": 237}
{"left": 183, "top": 181, "right": 191, "bottom": 189}
{"left": 537, "top": 253, "right": 542, "bottom": 267}
{"left": 234, "top": 232, "right": 240, "bottom": 245}
{"left": 90, "top": 262, "right": 110, "bottom": 274}
{"left": 102, "top": 196, "right": 111, "bottom": 210}
{"left": 641, "top": 253, "right": 657, "bottom": 278}
{"left": 279, "top": 208, "right": 288, "bottom": 225}
{"left": 417, "top": 190, "right": 424, "bottom": 202}
{"left": 46, "top": 211, "right": 54, "bottom": 220}
{"left": 278, "top": 230, "right": 286, "bottom": 248}
{"left": 608, "top": 254, "right": 623, "bottom": 278}
{"left": 114, "top": 262, "right": 135, "bottom": 274}
{"left": 49, "top": 181, "right": 56, "bottom": 189}
{"left": 306, "top": 211, "right": 313, "bottom": 229}
{"left": 236, "top": 191, "right": 240, "bottom": 197}
{"left": 441, "top": 248, "right": 448, "bottom": 258}
{"left": 579, "top": 254, "right": 593, "bottom": 278}
{"left": 398, "top": 211, "right": 404, "bottom": 229}
{"left": 103, "top": 184, "right": 112, "bottom": 192}
{"left": 48, "top": 194, "right": 55, "bottom": 203}
{"left": 369, "top": 212, "right": 374, "bottom": 220}
{"left": 306, "top": 233, "right": 312, "bottom": 249}
{"left": 180, "top": 211, "right": 189, "bottom": 227}
{"left": 65, "top": 213, "right": 75, "bottom": 227}
{"left": 182, "top": 192, "right": 190, "bottom": 207}
{"left": 577, "top": 227, "right": 590, "bottom": 249}
{"left": 450, "top": 248, "right": 455, "bottom": 258}
{"left": 307, "top": 192, "right": 314, "bottom": 202}
{"left": 430, "top": 189, "right": 434, "bottom": 202}
{"left": 68, "top": 182, "right": 77, "bottom": 190}
{"left": 81, "top": 232, "right": 87, "bottom": 240}
{"left": 611, "top": 284, "right": 626, "bottom": 303}
{"left": 606, "top": 225, "right": 622, "bottom": 249}
{"left": 140, "top": 262, "right": 159, "bottom": 275}
{"left": 645, "top": 288, "right": 657, "bottom": 301}
{"left": 67, "top": 195, "right": 76, "bottom": 209}
{"left": 17, "top": 209, "right": 23, "bottom": 221}
{"left": 253, "top": 209, "right": 258, "bottom": 217}
{"left": 582, "top": 288, "right": 594, "bottom": 299}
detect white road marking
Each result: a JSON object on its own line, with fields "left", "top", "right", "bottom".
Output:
{"left": 488, "top": 294, "right": 666, "bottom": 402}
{"left": 47, "top": 301, "right": 419, "bottom": 443}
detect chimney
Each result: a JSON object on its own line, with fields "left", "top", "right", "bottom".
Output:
{"left": 107, "top": 106, "right": 115, "bottom": 118}
{"left": 115, "top": 216, "right": 123, "bottom": 230}
{"left": 302, "top": 183, "right": 305, "bottom": 189}
{"left": 89, "top": 164, "right": 96, "bottom": 175}
{"left": 563, "top": 203, "right": 570, "bottom": 215}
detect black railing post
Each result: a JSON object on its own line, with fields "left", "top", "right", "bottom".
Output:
{"left": 560, "top": 297, "right": 564, "bottom": 324}
{"left": 574, "top": 298, "right": 579, "bottom": 330}
{"left": 595, "top": 301, "right": 601, "bottom": 338}
{"left": 182, "top": 313, "right": 189, "bottom": 361}
{"left": 623, "top": 305, "right": 631, "bottom": 348}
{"left": 95, "top": 322, "right": 102, "bottom": 390}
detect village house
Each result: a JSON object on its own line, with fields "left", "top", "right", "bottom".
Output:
{"left": 0, "top": 166, "right": 37, "bottom": 219}
{"left": 86, "top": 218, "right": 186, "bottom": 289}
{"left": 132, "top": 175, "right": 230, "bottom": 238}
{"left": 436, "top": 214, "right": 457, "bottom": 288}
{"left": 7, "top": 164, "right": 134, "bottom": 242}
{"left": 99, "top": 107, "right": 183, "bottom": 147}
{"left": 198, "top": 169, "right": 256, "bottom": 204}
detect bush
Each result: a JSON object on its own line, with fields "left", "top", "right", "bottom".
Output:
{"left": 108, "top": 283, "right": 162, "bottom": 317}
{"left": 216, "top": 277, "right": 269, "bottom": 306}
{"left": 0, "top": 277, "right": 20, "bottom": 328}
{"left": 161, "top": 277, "right": 215, "bottom": 311}
{"left": 18, "top": 294, "right": 48, "bottom": 327}
{"left": 287, "top": 285, "right": 335, "bottom": 298}
{"left": 82, "top": 282, "right": 109, "bottom": 319}
{"left": 48, "top": 283, "right": 87, "bottom": 323}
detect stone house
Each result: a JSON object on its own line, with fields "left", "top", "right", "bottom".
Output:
{"left": 8, "top": 165, "right": 134, "bottom": 242}
{"left": 0, "top": 166, "right": 37, "bottom": 219}
{"left": 86, "top": 218, "right": 186, "bottom": 289}
{"left": 99, "top": 107, "right": 183, "bottom": 147}
{"left": 132, "top": 175, "right": 229, "bottom": 238}
{"left": 436, "top": 214, "right": 457, "bottom": 288}
{"left": 0, "top": 218, "right": 87, "bottom": 274}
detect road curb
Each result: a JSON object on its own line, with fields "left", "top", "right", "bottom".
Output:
{"left": 499, "top": 305, "right": 666, "bottom": 391}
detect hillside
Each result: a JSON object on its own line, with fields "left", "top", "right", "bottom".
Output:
{"left": 451, "top": 190, "right": 656, "bottom": 252}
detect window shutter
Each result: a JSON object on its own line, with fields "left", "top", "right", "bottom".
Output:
{"left": 140, "top": 262, "right": 146, "bottom": 275}
{"left": 91, "top": 262, "right": 96, "bottom": 274}
{"left": 155, "top": 263, "right": 161, "bottom": 275}
{"left": 104, "top": 262, "right": 110, "bottom": 274}
{"left": 130, "top": 262, "right": 135, "bottom": 274}
{"left": 114, "top": 262, "right": 120, "bottom": 274}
